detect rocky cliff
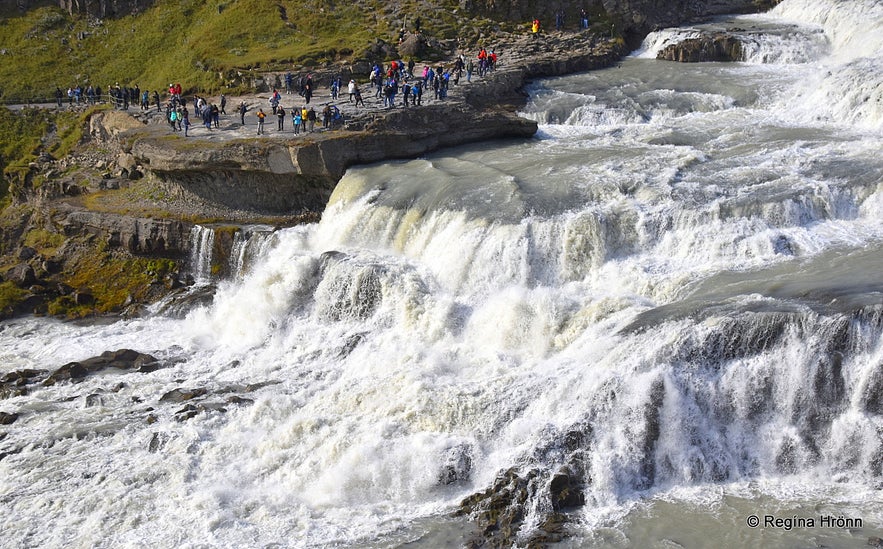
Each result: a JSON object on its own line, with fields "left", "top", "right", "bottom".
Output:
{"left": 460, "top": 0, "right": 778, "bottom": 37}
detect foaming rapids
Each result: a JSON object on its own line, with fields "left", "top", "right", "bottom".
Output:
{"left": 2, "top": 0, "right": 883, "bottom": 546}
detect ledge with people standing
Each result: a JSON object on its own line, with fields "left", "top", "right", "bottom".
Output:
{"left": 103, "top": 30, "right": 627, "bottom": 216}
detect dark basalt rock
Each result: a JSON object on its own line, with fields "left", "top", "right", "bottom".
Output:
{"left": 0, "top": 411, "right": 19, "bottom": 425}
{"left": 159, "top": 387, "right": 208, "bottom": 403}
{"left": 43, "top": 349, "right": 161, "bottom": 386}
{"left": 5, "top": 263, "right": 38, "bottom": 286}
{"left": 657, "top": 32, "right": 745, "bottom": 62}
{"left": 0, "top": 369, "right": 47, "bottom": 399}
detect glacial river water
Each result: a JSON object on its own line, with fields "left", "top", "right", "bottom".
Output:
{"left": 2, "top": 0, "right": 883, "bottom": 547}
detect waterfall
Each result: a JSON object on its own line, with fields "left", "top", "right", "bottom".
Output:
{"left": 229, "top": 225, "right": 277, "bottom": 279}
{"left": 188, "top": 225, "right": 215, "bottom": 284}
{"left": 3, "top": 1, "right": 883, "bottom": 546}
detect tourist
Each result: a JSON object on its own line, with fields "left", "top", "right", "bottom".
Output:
{"left": 285, "top": 71, "right": 293, "bottom": 94}
{"left": 239, "top": 101, "right": 247, "bottom": 124}
{"left": 256, "top": 109, "right": 266, "bottom": 134}
{"left": 277, "top": 105, "right": 285, "bottom": 130}
{"left": 182, "top": 109, "right": 190, "bottom": 136}
{"left": 322, "top": 104, "right": 331, "bottom": 128}
{"left": 293, "top": 108, "right": 302, "bottom": 135}
{"left": 307, "top": 107, "right": 316, "bottom": 132}
{"left": 402, "top": 82, "right": 411, "bottom": 107}
{"left": 270, "top": 89, "right": 280, "bottom": 114}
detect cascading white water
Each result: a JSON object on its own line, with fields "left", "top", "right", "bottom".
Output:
{"left": 188, "top": 224, "right": 215, "bottom": 283}
{"left": 2, "top": 0, "right": 883, "bottom": 546}
{"left": 229, "top": 225, "right": 278, "bottom": 279}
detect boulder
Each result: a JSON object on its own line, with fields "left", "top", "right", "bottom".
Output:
{"left": 0, "top": 411, "right": 19, "bottom": 425}
{"left": 0, "top": 369, "right": 46, "bottom": 398}
{"left": 398, "top": 33, "right": 427, "bottom": 58}
{"left": 17, "top": 246, "right": 37, "bottom": 261}
{"left": 160, "top": 387, "right": 208, "bottom": 403}
{"left": 657, "top": 33, "right": 745, "bottom": 62}
{"left": 43, "top": 349, "right": 160, "bottom": 385}
{"left": 5, "top": 263, "right": 38, "bottom": 286}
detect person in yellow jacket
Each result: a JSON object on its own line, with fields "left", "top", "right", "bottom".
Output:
{"left": 531, "top": 18, "right": 540, "bottom": 37}
{"left": 256, "top": 108, "right": 266, "bottom": 135}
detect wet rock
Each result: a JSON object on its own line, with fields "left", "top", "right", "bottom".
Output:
{"left": 869, "top": 537, "right": 883, "bottom": 548}
{"left": 0, "top": 369, "right": 46, "bottom": 399}
{"left": 197, "top": 402, "right": 227, "bottom": 413}
{"left": 0, "top": 411, "right": 19, "bottom": 425}
{"left": 860, "top": 362, "right": 883, "bottom": 415}
{"left": 148, "top": 431, "right": 168, "bottom": 452}
{"left": 84, "top": 393, "right": 105, "bottom": 407}
{"left": 549, "top": 466, "right": 585, "bottom": 511}
{"left": 457, "top": 467, "right": 539, "bottom": 546}
{"left": 174, "top": 403, "right": 199, "bottom": 421}
{"left": 338, "top": 332, "right": 366, "bottom": 358}
{"left": 438, "top": 443, "right": 473, "bottom": 485}
{"left": 44, "top": 349, "right": 160, "bottom": 385}
{"left": 1, "top": 369, "right": 46, "bottom": 385}
{"left": 225, "top": 395, "right": 254, "bottom": 406}
{"left": 657, "top": 32, "right": 745, "bottom": 62}
{"left": 44, "top": 361, "right": 89, "bottom": 384}
{"left": 160, "top": 387, "right": 208, "bottom": 403}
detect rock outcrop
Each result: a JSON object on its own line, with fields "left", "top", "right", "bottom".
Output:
{"left": 459, "top": 0, "right": 780, "bottom": 38}
{"left": 657, "top": 31, "right": 745, "bottom": 62}
{"left": 126, "top": 96, "right": 537, "bottom": 216}
{"left": 63, "top": 210, "right": 191, "bottom": 255}
{"left": 57, "top": 0, "right": 154, "bottom": 18}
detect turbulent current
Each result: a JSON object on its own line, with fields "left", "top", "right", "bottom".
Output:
{"left": 3, "top": 0, "right": 883, "bottom": 546}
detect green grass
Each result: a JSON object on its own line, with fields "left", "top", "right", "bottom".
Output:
{"left": 0, "top": 0, "right": 487, "bottom": 103}
{"left": 0, "top": 106, "right": 53, "bottom": 201}
{"left": 0, "top": 280, "right": 28, "bottom": 314}
{"left": 0, "top": 105, "right": 107, "bottom": 202}
{"left": 23, "top": 228, "right": 65, "bottom": 254}
{"left": 52, "top": 245, "right": 179, "bottom": 317}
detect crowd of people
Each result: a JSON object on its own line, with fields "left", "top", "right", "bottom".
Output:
{"left": 51, "top": 42, "right": 507, "bottom": 138}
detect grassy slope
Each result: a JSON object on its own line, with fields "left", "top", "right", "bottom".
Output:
{"left": 0, "top": 0, "right": 503, "bottom": 101}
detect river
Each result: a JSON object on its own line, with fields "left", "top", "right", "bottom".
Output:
{"left": 2, "top": 0, "right": 883, "bottom": 547}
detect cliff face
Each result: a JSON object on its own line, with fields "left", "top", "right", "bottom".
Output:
{"left": 0, "top": 0, "right": 153, "bottom": 17}
{"left": 458, "top": 0, "right": 776, "bottom": 35}
{"left": 57, "top": 0, "right": 154, "bottom": 17}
